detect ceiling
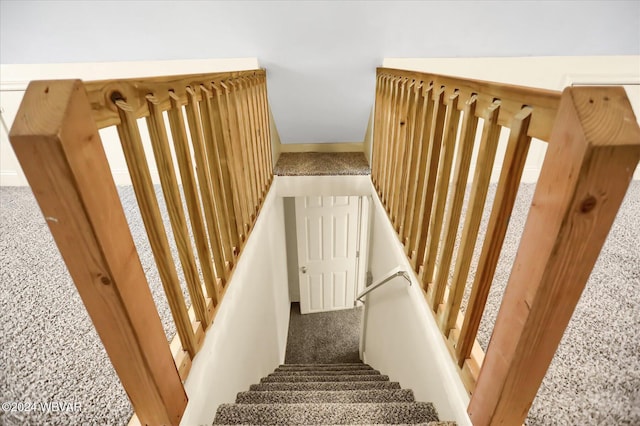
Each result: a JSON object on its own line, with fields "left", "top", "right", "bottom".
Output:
{"left": 1, "top": 1, "right": 638, "bottom": 144}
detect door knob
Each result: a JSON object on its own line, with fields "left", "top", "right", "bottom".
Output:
{"left": 300, "top": 266, "right": 307, "bottom": 274}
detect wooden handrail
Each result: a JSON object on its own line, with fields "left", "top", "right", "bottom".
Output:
{"left": 9, "top": 80, "right": 188, "bottom": 425}
{"left": 9, "top": 69, "right": 274, "bottom": 425}
{"left": 371, "top": 68, "right": 640, "bottom": 424}
{"left": 468, "top": 86, "right": 640, "bottom": 425}
{"left": 83, "top": 69, "right": 264, "bottom": 129}
{"left": 378, "top": 68, "right": 560, "bottom": 141}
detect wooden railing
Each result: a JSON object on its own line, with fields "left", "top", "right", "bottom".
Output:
{"left": 9, "top": 69, "right": 273, "bottom": 425}
{"left": 372, "top": 67, "right": 640, "bottom": 425}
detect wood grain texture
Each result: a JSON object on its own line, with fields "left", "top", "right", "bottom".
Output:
{"left": 221, "top": 82, "right": 252, "bottom": 236}
{"left": 230, "top": 80, "right": 257, "bottom": 224}
{"left": 9, "top": 80, "right": 187, "bottom": 425}
{"left": 372, "top": 74, "right": 385, "bottom": 187}
{"left": 213, "top": 82, "right": 247, "bottom": 244}
{"left": 412, "top": 88, "right": 447, "bottom": 275}
{"left": 438, "top": 101, "right": 501, "bottom": 323}
{"left": 404, "top": 85, "right": 432, "bottom": 252}
{"left": 390, "top": 79, "right": 411, "bottom": 228}
{"left": 258, "top": 74, "right": 274, "bottom": 182}
{"left": 247, "top": 77, "right": 266, "bottom": 200}
{"left": 167, "top": 92, "right": 219, "bottom": 310}
{"left": 196, "top": 87, "right": 231, "bottom": 286}
{"left": 199, "top": 86, "right": 234, "bottom": 272}
{"left": 397, "top": 82, "right": 421, "bottom": 240}
{"left": 236, "top": 79, "right": 258, "bottom": 215}
{"left": 455, "top": 107, "right": 532, "bottom": 362}
{"left": 430, "top": 95, "right": 478, "bottom": 324}
{"left": 208, "top": 84, "right": 242, "bottom": 253}
{"left": 114, "top": 98, "right": 197, "bottom": 358}
{"left": 383, "top": 77, "right": 402, "bottom": 207}
{"left": 378, "top": 67, "right": 559, "bottom": 141}
{"left": 145, "top": 95, "right": 209, "bottom": 328}
{"left": 468, "top": 87, "right": 640, "bottom": 425}
{"left": 83, "top": 69, "right": 264, "bottom": 129}
{"left": 423, "top": 92, "right": 461, "bottom": 297}
{"left": 184, "top": 87, "right": 226, "bottom": 293}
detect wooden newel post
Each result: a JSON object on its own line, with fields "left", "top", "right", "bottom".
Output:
{"left": 9, "top": 80, "right": 187, "bottom": 425}
{"left": 468, "top": 86, "right": 640, "bottom": 425}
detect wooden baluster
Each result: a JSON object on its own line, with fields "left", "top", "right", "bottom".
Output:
{"left": 439, "top": 100, "right": 502, "bottom": 323}
{"left": 381, "top": 75, "right": 395, "bottom": 199}
{"left": 167, "top": 91, "right": 219, "bottom": 311}
{"left": 259, "top": 73, "right": 274, "bottom": 181}
{"left": 258, "top": 74, "right": 271, "bottom": 195}
{"left": 238, "top": 78, "right": 260, "bottom": 214}
{"left": 248, "top": 75, "right": 267, "bottom": 200}
{"left": 397, "top": 82, "right": 421, "bottom": 240}
{"left": 381, "top": 77, "right": 400, "bottom": 207}
{"left": 455, "top": 107, "right": 532, "bottom": 361}
{"left": 469, "top": 87, "right": 640, "bottom": 425}
{"left": 208, "top": 83, "right": 242, "bottom": 255}
{"left": 184, "top": 88, "right": 227, "bottom": 291}
{"left": 374, "top": 74, "right": 390, "bottom": 193}
{"left": 404, "top": 84, "right": 432, "bottom": 254}
{"left": 198, "top": 86, "right": 234, "bottom": 277}
{"left": 412, "top": 88, "right": 447, "bottom": 276}
{"left": 248, "top": 76, "right": 263, "bottom": 206}
{"left": 261, "top": 74, "right": 274, "bottom": 186}
{"left": 371, "top": 73, "right": 384, "bottom": 187}
{"left": 389, "top": 79, "right": 412, "bottom": 230}
{"left": 223, "top": 81, "right": 253, "bottom": 234}
{"left": 423, "top": 93, "right": 461, "bottom": 299}
{"left": 114, "top": 98, "right": 199, "bottom": 358}
{"left": 428, "top": 95, "right": 479, "bottom": 322}
{"left": 230, "top": 80, "right": 257, "bottom": 224}
{"left": 145, "top": 95, "right": 209, "bottom": 328}
{"left": 9, "top": 80, "right": 187, "bottom": 425}
{"left": 387, "top": 78, "right": 408, "bottom": 226}
{"left": 373, "top": 74, "right": 387, "bottom": 193}
{"left": 377, "top": 75, "right": 391, "bottom": 202}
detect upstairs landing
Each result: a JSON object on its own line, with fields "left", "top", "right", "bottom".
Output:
{"left": 274, "top": 152, "right": 370, "bottom": 176}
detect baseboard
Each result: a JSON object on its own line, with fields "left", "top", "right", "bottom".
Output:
{"left": 279, "top": 142, "right": 364, "bottom": 153}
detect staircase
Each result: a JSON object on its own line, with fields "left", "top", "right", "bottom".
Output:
{"left": 213, "top": 362, "right": 453, "bottom": 425}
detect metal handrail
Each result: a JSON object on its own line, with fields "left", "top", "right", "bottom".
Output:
{"left": 354, "top": 266, "right": 411, "bottom": 305}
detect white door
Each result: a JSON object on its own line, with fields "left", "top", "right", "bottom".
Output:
{"left": 296, "top": 196, "right": 360, "bottom": 314}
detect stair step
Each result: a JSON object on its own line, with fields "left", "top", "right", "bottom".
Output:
{"left": 261, "top": 374, "right": 390, "bottom": 383}
{"left": 269, "top": 369, "right": 380, "bottom": 376}
{"left": 276, "top": 364, "right": 374, "bottom": 372}
{"left": 213, "top": 402, "right": 439, "bottom": 425}
{"left": 280, "top": 363, "right": 367, "bottom": 367}
{"left": 235, "top": 389, "right": 415, "bottom": 404}
{"left": 249, "top": 381, "right": 402, "bottom": 392}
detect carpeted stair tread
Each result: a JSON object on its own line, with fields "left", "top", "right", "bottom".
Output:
{"left": 261, "top": 374, "right": 390, "bottom": 383}
{"left": 280, "top": 363, "right": 367, "bottom": 367}
{"left": 268, "top": 369, "right": 380, "bottom": 376}
{"left": 213, "top": 402, "right": 439, "bottom": 425}
{"left": 249, "top": 381, "right": 403, "bottom": 392}
{"left": 235, "top": 389, "right": 415, "bottom": 404}
{"left": 275, "top": 365, "right": 374, "bottom": 372}
{"left": 214, "top": 423, "right": 452, "bottom": 426}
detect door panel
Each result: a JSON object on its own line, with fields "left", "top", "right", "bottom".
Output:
{"left": 296, "top": 196, "right": 360, "bottom": 314}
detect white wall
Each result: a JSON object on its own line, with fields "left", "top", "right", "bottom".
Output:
{"left": 383, "top": 56, "right": 640, "bottom": 182}
{"left": 0, "top": 58, "right": 259, "bottom": 186}
{"left": 361, "top": 182, "right": 471, "bottom": 424}
{"left": 180, "top": 183, "right": 290, "bottom": 425}
{"left": 2, "top": 1, "right": 638, "bottom": 145}
{"left": 283, "top": 197, "right": 300, "bottom": 302}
